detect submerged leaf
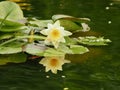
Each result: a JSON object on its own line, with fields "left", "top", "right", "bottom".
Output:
{"left": 77, "top": 36, "right": 111, "bottom": 46}
{"left": 70, "top": 45, "right": 89, "bottom": 54}
{"left": 0, "top": 53, "right": 27, "bottom": 65}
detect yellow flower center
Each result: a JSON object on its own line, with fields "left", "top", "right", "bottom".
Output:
{"left": 50, "top": 58, "right": 59, "bottom": 67}
{"left": 50, "top": 29, "right": 61, "bottom": 40}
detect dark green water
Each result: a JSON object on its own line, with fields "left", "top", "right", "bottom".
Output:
{"left": 0, "top": 0, "right": 120, "bottom": 90}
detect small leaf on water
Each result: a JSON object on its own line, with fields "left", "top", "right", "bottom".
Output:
{"left": 77, "top": 36, "right": 112, "bottom": 46}
{"left": 0, "top": 53, "right": 27, "bottom": 65}
{"left": 70, "top": 45, "right": 89, "bottom": 54}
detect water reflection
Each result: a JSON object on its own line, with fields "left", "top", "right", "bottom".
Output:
{"left": 0, "top": 0, "right": 120, "bottom": 90}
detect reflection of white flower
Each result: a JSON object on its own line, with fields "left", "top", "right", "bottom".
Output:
{"left": 81, "top": 23, "right": 90, "bottom": 32}
{"left": 40, "top": 20, "right": 72, "bottom": 48}
{"left": 39, "top": 56, "right": 70, "bottom": 74}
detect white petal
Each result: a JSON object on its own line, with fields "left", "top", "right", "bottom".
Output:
{"left": 52, "top": 41, "right": 59, "bottom": 48}
{"left": 64, "top": 30, "right": 72, "bottom": 36}
{"left": 45, "top": 67, "right": 51, "bottom": 72}
{"left": 54, "top": 20, "right": 60, "bottom": 28}
{"left": 57, "top": 66, "right": 63, "bottom": 71}
{"left": 52, "top": 69, "right": 58, "bottom": 74}
{"left": 48, "top": 23, "right": 53, "bottom": 29}
{"left": 60, "top": 37, "right": 65, "bottom": 43}
{"left": 44, "top": 38, "right": 51, "bottom": 45}
{"left": 39, "top": 58, "right": 46, "bottom": 65}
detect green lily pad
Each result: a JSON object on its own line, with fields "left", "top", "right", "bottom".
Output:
{"left": 25, "top": 43, "right": 46, "bottom": 56}
{"left": 59, "top": 19, "right": 83, "bottom": 32}
{"left": 0, "top": 41, "right": 25, "bottom": 54}
{"left": 44, "top": 48, "right": 65, "bottom": 56}
{"left": 29, "top": 20, "right": 53, "bottom": 29}
{"left": 0, "top": 26, "right": 27, "bottom": 32}
{"left": 77, "top": 36, "right": 112, "bottom": 46}
{"left": 0, "top": 32, "right": 13, "bottom": 40}
{"left": 70, "top": 45, "right": 89, "bottom": 54}
{"left": 0, "top": 53, "right": 27, "bottom": 65}
{"left": 52, "top": 14, "right": 90, "bottom": 32}
{"left": 0, "top": 1, "right": 25, "bottom": 26}
{"left": 52, "top": 14, "right": 90, "bottom": 23}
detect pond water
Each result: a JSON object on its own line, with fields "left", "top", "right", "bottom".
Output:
{"left": 0, "top": 0, "right": 120, "bottom": 90}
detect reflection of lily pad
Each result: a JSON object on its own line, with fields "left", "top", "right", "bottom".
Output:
{"left": 0, "top": 53, "right": 27, "bottom": 65}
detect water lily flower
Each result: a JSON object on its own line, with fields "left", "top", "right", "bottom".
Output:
{"left": 40, "top": 20, "right": 72, "bottom": 48}
{"left": 39, "top": 56, "right": 70, "bottom": 74}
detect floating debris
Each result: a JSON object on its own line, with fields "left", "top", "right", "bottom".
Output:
{"left": 46, "top": 75, "right": 50, "bottom": 78}
{"left": 108, "top": 21, "right": 112, "bottom": 24}
{"left": 63, "top": 87, "right": 69, "bottom": 90}
{"left": 109, "top": 3, "right": 113, "bottom": 6}
{"left": 105, "top": 7, "right": 110, "bottom": 10}
{"left": 61, "top": 75, "right": 66, "bottom": 78}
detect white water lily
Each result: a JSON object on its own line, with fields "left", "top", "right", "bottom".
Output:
{"left": 40, "top": 20, "right": 72, "bottom": 48}
{"left": 39, "top": 56, "right": 70, "bottom": 74}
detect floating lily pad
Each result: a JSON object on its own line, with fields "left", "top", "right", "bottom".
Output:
{"left": 0, "top": 26, "right": 27, "bottom": 32}
{"left": 0, "top": 1, "right": 25, "bottom": 26}
{"left": 0, "top": 32, "right": 13, "bottom": 40}
{"left": 77, "top": 36, "right": 112, "bottom": 46}
{"left": 25, "top": 43, "right": 46, "bottom": 56}
{"left": 44, "top": 48, "right": 65, "bottom": 56}
{"left": 0, "top": 41, "right": 25, "bottom": 54}
{"left": 59, "top": 19, "right": 83, "bottom": 32}
{"left": 52, "top": 14, "right": 90, "bottom": 23}
{"left": 52, "top": 15, "right": 90, "bottom": 32}
{"left": 29, "top": 20, "right": 53, "bottom": 29}
{"left": 70, "top": 45, "right": 89, "bottom": 54}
